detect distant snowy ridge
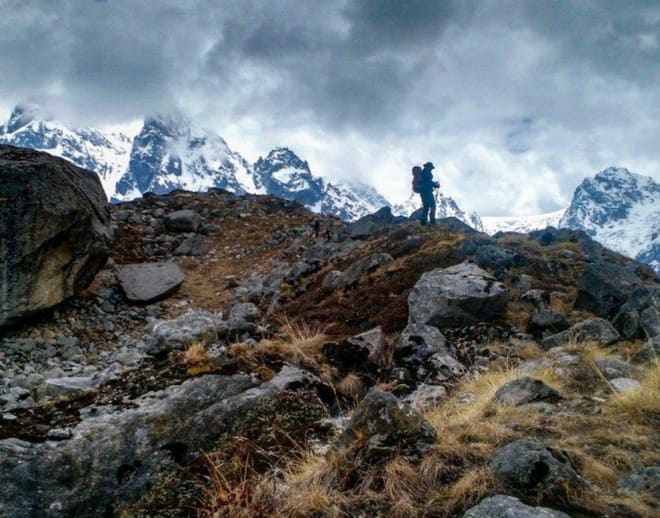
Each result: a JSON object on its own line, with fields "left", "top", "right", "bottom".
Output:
{"left": 482, "top": 209, "right": 565, "bottom": 235}
{"left": 392, "top": 193, "right": 485, "bottom": 232}
{"left": 0, "top": 104, "right": 480, "bottom": 226}
{"left": 560, "top": 167, "right": 660, "bottom": 272}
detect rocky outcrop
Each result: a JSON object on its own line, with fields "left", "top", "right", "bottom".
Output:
{"left": 574, "top": 260, "right": 642, "bottom": 318}
{"left": 0, "top": 365, "right": 326, "bottom": 517}
{"left": 0, "top": 145, "right": 112, "bottom": 328}
{"left": 408, "top": 262, "right": 509, "bottom": 328}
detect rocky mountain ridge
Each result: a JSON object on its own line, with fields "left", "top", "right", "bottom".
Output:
{"left": 1, "top": 146, "right": 659, "bottom": 517}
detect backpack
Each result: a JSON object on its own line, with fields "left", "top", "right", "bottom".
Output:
{"left": 411, "top": 167, "right": 423, "bottom": 193}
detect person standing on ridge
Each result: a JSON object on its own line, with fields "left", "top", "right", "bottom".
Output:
{"left": 418, "top": 161, "right": 439, "bottom": 225}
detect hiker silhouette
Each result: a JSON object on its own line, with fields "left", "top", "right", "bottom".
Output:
{"left": 418, "top": 162, "right": 439, "bottom": 225}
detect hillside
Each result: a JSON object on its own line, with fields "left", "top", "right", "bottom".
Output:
{"left": 1, "top": 146, "right": 658, "bottom": 517}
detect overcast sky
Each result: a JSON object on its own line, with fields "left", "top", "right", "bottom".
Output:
{"left": 1, "top": 0, "right": 659, "bottom": 215}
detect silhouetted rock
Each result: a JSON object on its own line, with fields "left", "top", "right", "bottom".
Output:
{"left": 0, "top": 145, "right": 112, "bottom": 328}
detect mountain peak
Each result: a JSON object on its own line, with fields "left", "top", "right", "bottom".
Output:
{"left": 4, "top": 103, "right": 49, "bottom": 133}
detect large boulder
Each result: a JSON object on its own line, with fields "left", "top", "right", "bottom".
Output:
{"left": 0, "top": 365, "right": 326, "bottom": 517}
{"left": 491, "top": 439, "right": 588, "bottom": 497}
{"left": 463, "top": 495, "right": 570, "bottom": 518}
{"left": 337, "top": 388, "right": 437, "bottom": 463}
{"left": 574, "top": 260, "right": 642, "bottom": 318}
{"left": 408, "top": 262, "right": 509, "bottom": 328}
{"left": 116, "top": 262, "right": 185, "bottom": 304}
{"left": 613, "top": 286, "right": 660, "bottom": 340}
{"left": 0, "top": 145, "right": 112, "bottom": 328}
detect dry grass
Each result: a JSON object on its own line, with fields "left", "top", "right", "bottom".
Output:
{"left": 205, "top": 334, "right": 659, "bottom": 517}
{"left": 182, "top": 341, "right": 212, "bottom": 376}
{"left": 335, "top": 373, "right": 365, "bottom": 401}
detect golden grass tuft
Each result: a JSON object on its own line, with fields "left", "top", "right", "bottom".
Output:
{"left": 182, "top": 341, "right": 212, "bottom": 375}
{"left": 607, "top": 360, "right": 660, "bottom": 423}
{"left": 335, "top": 373, "right": 365, "bottom": 401}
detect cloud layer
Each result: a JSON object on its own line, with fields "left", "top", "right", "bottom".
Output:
{"left": 1, "top": 0, "right": 659, "bottom": 214}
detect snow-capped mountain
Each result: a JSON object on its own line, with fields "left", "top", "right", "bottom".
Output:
{"left": 0, "top": 103, "right": 132, "bottom": 196}
{"left": 560, "top": 167, "right": 660, "bottom": 271}
{"left": 392, "top": 193, "right": 485, "bottom": 232}
{"left": 482, "top": 209, "right": 566, "bottom": 235}
{"left": 251, "top": 147, "right": 392, "bottom": 221}
{"left": 253, "top": 148, "right": 324, "bottom": 207}
{"left": 0, "top": 103, "right": 481, "bottom": 225}
{"left": 114, "top": 113, "right": 256, "bottom": 201}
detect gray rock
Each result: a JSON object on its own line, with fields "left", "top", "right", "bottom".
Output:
{"left": 0, "top": 145, "right": 112, "bottom": 328}
{"left": 323, "top": 327, "right": 384, "bottom": 369}
{"left": 335, "top": 253, "right": 394, "bottom": 290}
{"left": 541, "top": 318, "right": 619, "bottom": 350}
{"left": 595, "top": 357, "right": 633, "bottom": 380}
{"left": 145, "top": 309, "right": 226, "bottom": 356}
{"left": 426, "top": 353, "right": 467, "bottom": 382}
{"left": 342, "top": 206, "right": 396, "bottom": 240}
{"left": 613, "top": 286, "right": 660, "bottom": 339}
{"left": 338, "top": 388, "right": 437, "bottom": 462}
{"left": 575, "top": 260, "right": 642, "bottom": 319}
{"left": 408, "top": 262, "right": 509, "bottom": 328}
{"left": 117, "top": 262, "right": 185, "bottom": 303}
{"left": 174, "top": 234, "right": 205, "bottom": 256}
{"left": 640, "top": 306, "right": 660, "bottom": 339}
{"left": 610, "top": 377, "right": 641, "bottom": 392}
{"left": 491, "top": 439, "right": 588, "bottom": 496}
{"left": 514, "top": 274, "right": 533, "bottom": 292}
{"left": 403, "top": 384, "right": 447, "bottom": 411}
{"left": 40, "top": 376, "right": 98, "bottom": 399}
{"left": 0, "top": 365, "right": 324, "bottom": 518}
{"left": 616, "top": 466, "right": 660, "bottom": 498}
{"left": 164, "top": 209, "right": 201, "bottom": 232}
{"left": 474, "top": 245, "right": 516, "bottom": 277}
{"left": 322, "top": 270, "right": 344, "bottom": 291}
{"left": 463, "top": 495, "right": 571, "bottom": 518}
{"left": 527, "top": 309, "right": 570, "bottom": 338}
{"left": 521, "top": 289, "right": 550, "bottom": 307}
{"left": 493, "top": 377, "right": 562, "bottom": 406}
{"left": 631, "top": 336, "right": 660, "bottom": 364}
{"left": 227, "top": 302, "right": 261, "bottom": 333}
{"left": 394, "top": 323, "right": 450, "bottom": 370}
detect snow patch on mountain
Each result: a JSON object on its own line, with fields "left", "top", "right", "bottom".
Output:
{"left": 560, "top": 167, "right": 660, "bottom": 271}
{"left": 114, "top": 113, "right": 255, "bottom": 201}
{"left": 482, "top": 209, "right": 566, "bottom": 235}
{"left": 0, "top": 104, "right": 132, "bottom": 197}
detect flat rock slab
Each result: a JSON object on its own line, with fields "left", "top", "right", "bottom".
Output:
{"left": 117, "top": 262, "right": 184, "bottom": 303}
{"left": 408, "top": 262, "right": 509, "bottom": 328}
{"left": 464, "top": 495, "right": 571, "bottom": 518}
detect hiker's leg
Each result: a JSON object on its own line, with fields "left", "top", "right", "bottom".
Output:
{"left": 429, "top": 198, "right": 436, "bottom": 224}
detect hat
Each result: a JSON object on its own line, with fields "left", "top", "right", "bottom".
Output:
{"left": 423, "top": 162, "right": 435, "bottom": 170}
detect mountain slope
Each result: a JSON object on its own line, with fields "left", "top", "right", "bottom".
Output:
{"left": 559, "top": 167, "right": 660, "bottom": 271}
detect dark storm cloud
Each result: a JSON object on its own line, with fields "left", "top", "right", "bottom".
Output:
{"left": 0, "top": 0, "right": 658, "bottom": 214}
